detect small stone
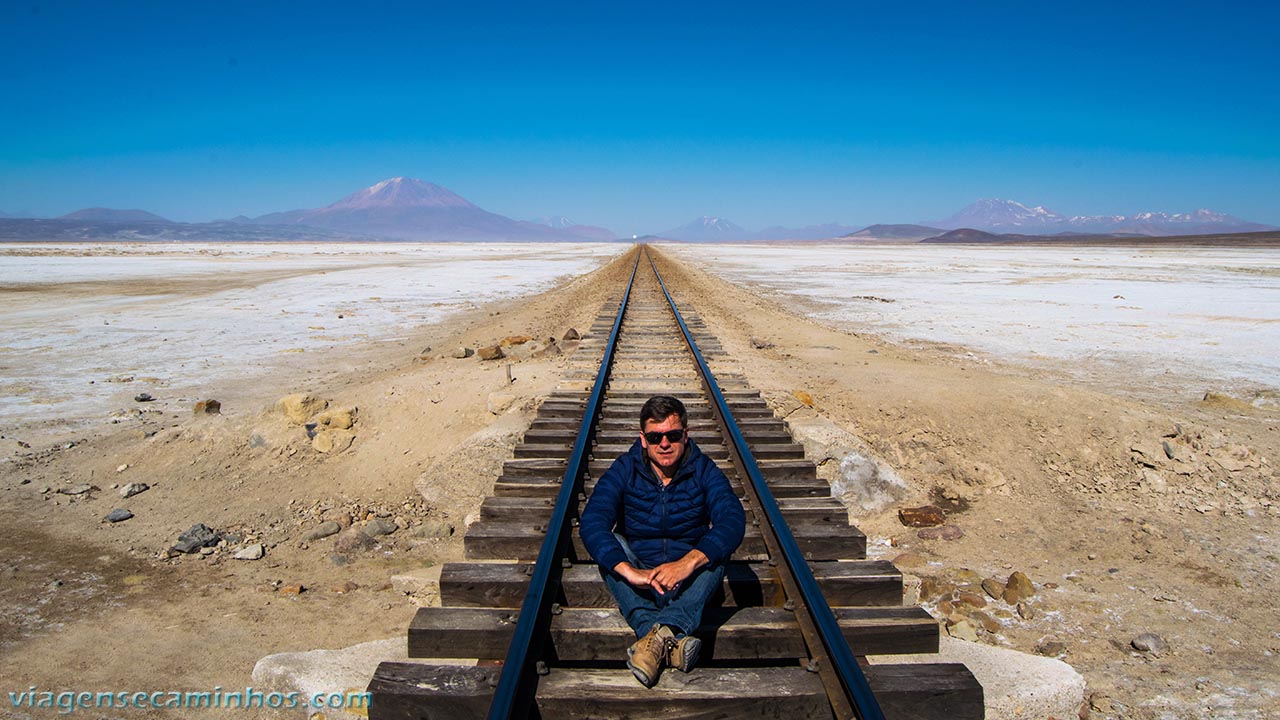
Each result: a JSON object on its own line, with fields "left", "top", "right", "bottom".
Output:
{"left": 919, "top": 577, "right": 956, "bottom": 601}
{"left": 1035, "top": 638, "right": 1067, "bottom": 656}
{"left": 981, "top": 578, "right": 1004, "bottom": 600}
{"left": 333, "top": 528, "right": 376, "bottom": 554}
{"left": 116, "top": 463, "right": 129, "bottom": 473}
{"left": 278, "top": 584, "right": 305, "bottom": 595}
{"left": 791, "top": 390, "right": 814, "bottom": 407}
{"left": 199, "top": 546, "right": 216, "bottom": 556}
{"left": 1131, "top": 633, "right": 1168, "bottom": 655}
{"left": 892, "top": 552, "right": 927, "bottom": 569}
{"left": 301, "top": 521, "right": 342, "bottom": 542}
{"left": 452, "top": 347, "right": 475, "bottom": 359}
{"left": 749, "top": 336, "right": 774, "bottom": 349}
{"left": 969, "top": 609, "right": 1000, "bottom": 633}
{"left": 413, "top": 519, "right": 455, "bottom": 538}
{"left": 917, "top": 525, "right": 965, "bottom": 541}
{"left": 1017, "top": 602, "right": 1036, "bottom": 620}
{"left": 1003, "top": 571, "right": 1036, "bottom": 604}
{"left": 898, "top": 505, "right": 947, "bottom": 527}
{"left": 364, "top": 517, "right": 398, "bottom": 537}
{"left": 234, "top": 543, "right": 265, "bottom": 561}
{"left": 1161, "top": 440, "right": 1175, "bottom": 459}
{"left": 104, "top": 509, "right": 134, "bottom": 523}
{"left": 501, "top": 335, "right": 533, "bottom": 347}
{"left": 58, "top": 484, "right": 94, "bottom": 496}
{"left": 172, "top": 523, "right": 221, "bottom": 554}
{"left": 531, "top": 341, "right": 562, "bottom": 359}
{"left": 946, "top": 619, "right": 979, "bottom": 642}
{"left": 134, "top": 393, "right": 154, "bottom": 402}
{"left": 562, "top": 328, "right": 580, "bottom": 342}
{"left": 956, "top": 591, "right": 987, "bottom": 609}
{"left": 477, "top": 345, "right": 505, "bottom": 361}
{"left": 487, "top": 392, "right": 517, "bottom": 415}
{"left": 194, "top": 399, "right": 221, "bottom": 415}
{"left": 332, "top": 581, "right": 360, "bottom": 594}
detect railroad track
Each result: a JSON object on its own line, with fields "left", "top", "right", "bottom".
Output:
{"left": 368, "top": 247, "right": 983, "bottom": 719}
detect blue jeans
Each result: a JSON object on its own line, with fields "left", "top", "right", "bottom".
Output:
{"left": 600, "top": 533, "right": 725, "bottom": 639}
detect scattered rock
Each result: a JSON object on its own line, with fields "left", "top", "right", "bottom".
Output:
{"left": 1131, "top": 633, "right": 1168, "bottom": 655}
{"left": 749, "top": 336, "right": 774, "bottom": 349}
{"left": 981, "top": 577, "right": 1004, "bottom": 600}
{"left": 501, "top": 335, "right": 533, "bottom": 347}
{"left": 120, "top": 482, "right": 149, "bottom": 499}
{"left": 919, "top": 577, "right": 956, "bottom": 601}
{"left": 451, "top": 347, "right": 475, "bottom": 359}
{"left": 791, "top": 389, "right": 814, "bottom": 407}
{"left": 1201, "top": 391, "right": 1254, "bottom": 412}
{"left": 134, "top": 393, "right": 154, "bottom": 402}
{"left": 193, "top": 399, "right": 221, "bottom": 415}
{"left": 319, "top": 510, "right": 352, "bottom": 528}
{"left": 1017, "top": 602, "right": 1036, "bottom": 620}
{"left": 317, "top": 406, "right": 357, "bottom": 430}
{"left": 116, "top": 463, "right": 129, "bottom": 473}
{"left": 898, "top": 505, "right": 947, "bottom": 527}
{"left": 58, "top": 484, "right": 94, "bottom": 496}
{"left": 412, "top": 519, "right": 455, "bottom": 538}
{"left": 487, "top": 391, "right": 517, "bottom": 415}
{"left": 333, "top": 528, "right": 376, "bottom": 554}
{"left": 956, "top": 591, "right": 987, "bottom": 609}
{"left": 892, "top": 552, "right": 927, "bottom": 569}
{"left": 918, "top": 525, "right": 965, "bottom": 541}
{"left": 302, "top": 521, "right": 342, "bottom": 542}
{"left": 477, "top": 345, "right": 505, "bottom": 361}
{"left": 1161, "top": 440, "right": 1175, "bottom": 459}
{"left": 969, "top": 609, "right": 1000, "bottom": 634}
{"left": 172, "top": 523, "right": 221, "bottom": 554}
{"left": 562, "top": 328, "right": 580, "bottom": 342}
{"left": 104, "top": 509, "right": 134, "bottom": 523}
{"left": 234, "top": 543, "right": 265, "bottom": 561}
{"left": 1003, "top": 571, "right": 1036, "bottom": 604}
{"left": 278, "top": 584, "right": 305, "bottom": 595}
{"left": 312, "top": 430, "right": 355, "bottom": 454}
{"left": 1034, "top": 638, "right": 1067, "bottom": 656}
{"left": 364, "top": 518, "right": 398, "bottom": 537}
{"left": 531, "top": 341, "right": 562, "bottom": 359}
{"left": 946, "top": 619, "right": 979, "bottom": 642}
{"left": 276, "top": 393, "right": 328, "bottom": 424}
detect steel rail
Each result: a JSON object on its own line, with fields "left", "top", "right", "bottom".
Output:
{"left": 485, "top": 249, "right": 641, "bottom": 720}
{"left": 645, "top": 247, "right": 886, "bottom": 720}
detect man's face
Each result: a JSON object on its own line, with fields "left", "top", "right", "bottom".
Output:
{"left": 640, "top": 414, "right": 687, "bottom": 471}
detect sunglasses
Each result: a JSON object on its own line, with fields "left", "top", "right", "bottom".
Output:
{"left": 643, "top": 429, "right": 686, "bottom": 445}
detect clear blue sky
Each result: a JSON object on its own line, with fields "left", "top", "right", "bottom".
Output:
{"left": 2, "top": 0, "right": 1277, "bottom": 234}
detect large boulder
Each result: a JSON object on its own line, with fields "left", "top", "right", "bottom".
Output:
{"left": 276, "top": 393, "right": 328, "bottom": 425}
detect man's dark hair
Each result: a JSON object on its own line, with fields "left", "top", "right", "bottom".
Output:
{"left": 640, "top": 395, "right": 687, "bottom": 428}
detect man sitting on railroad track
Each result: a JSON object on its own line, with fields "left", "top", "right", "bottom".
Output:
{"left": 580, "top": 394, "right": 746, "bottom": 688}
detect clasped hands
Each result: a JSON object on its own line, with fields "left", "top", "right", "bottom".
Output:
{"left": 614, "top": 550, "right": 708, "bottom": 594}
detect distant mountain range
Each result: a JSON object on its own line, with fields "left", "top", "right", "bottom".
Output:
{"left": 931, "top": 198, "right": 1274, "bottom": 236}
{"left": 2, "top": 188, "right": 1275, "bottom": 243}
{"left": 238, "top": 177, "right": 619, "bottom": 241}
{"left": 842, "top": 224, "right": 944, "bottom": 241}
{"left": 59, "top": 207, "right": 173, "bottom": 223}
{"left": 528, "top": 215, "right": 616, "bottom": 241}
{"left": 655, "top": 216, "right": 861, "bottom": 241}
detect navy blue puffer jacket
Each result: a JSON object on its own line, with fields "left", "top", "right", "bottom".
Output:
{"left": 580, "top": 438, "right": 746, "bottom": 570}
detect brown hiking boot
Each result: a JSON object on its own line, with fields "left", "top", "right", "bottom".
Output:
{"left": 668, "top": 634, "right": 702, "bottom": 672}
{"left": 626, "top": 624, "right": 675, "bottom": 687}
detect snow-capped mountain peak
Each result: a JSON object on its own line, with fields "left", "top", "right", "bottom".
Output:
{"left": 324, "top": 177, "right": 477, "bottom": 210}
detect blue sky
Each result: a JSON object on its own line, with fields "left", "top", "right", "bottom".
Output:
{"left": 1, "top": 1, "right": 1277, "bottom": 234}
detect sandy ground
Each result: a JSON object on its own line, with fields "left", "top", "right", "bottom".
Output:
{"left": 2, "top": 245, "right": 1278, "bottom": 720}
